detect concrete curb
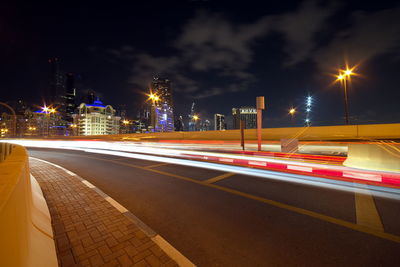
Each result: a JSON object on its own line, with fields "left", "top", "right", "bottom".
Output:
{"left": 30, "top": 157, "right": 196, "bottom": 267}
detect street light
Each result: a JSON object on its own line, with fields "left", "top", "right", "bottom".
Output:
{"left": 336, "top": 65, "right": 356, "bottom": 124}
{"left": 289, "top": 108, "right": 296, "bottom": 123}
{"left": 193, "top": 115, "right": 199, "bottom": 121}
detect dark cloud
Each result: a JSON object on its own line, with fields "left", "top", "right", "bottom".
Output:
{"left": 112, "top": 1, "right": 400, "bottom": 100}
{"left": 313, "top": 6, "right": 400, "bottom": 70}
{"left": 276, "top": 1, "right": 338, "bottom": 66}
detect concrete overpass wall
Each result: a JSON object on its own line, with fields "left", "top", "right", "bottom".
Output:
{"left": 65, "top": 123, "right": 400, "bottom": 141}
{"left": 0, "top": 144, "right": 57, "bottom": 267}
{"left": 344, "top": 143, "right": 400, "bottom": 172}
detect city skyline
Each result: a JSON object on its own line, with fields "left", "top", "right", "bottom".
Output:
{"left": 2, "top": 1, "right": 400, "bottom": 128}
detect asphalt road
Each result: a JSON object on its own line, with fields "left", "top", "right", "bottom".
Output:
{"left": 29, "top": 148, "right": 400, "bottom": 267}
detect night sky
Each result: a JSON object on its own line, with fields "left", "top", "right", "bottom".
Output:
{"left": 2, "top": 0, "right": 400, "bottom": 128}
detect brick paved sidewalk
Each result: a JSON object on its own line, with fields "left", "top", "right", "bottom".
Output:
{"left": 29, "top": 158, "right": 179, "bottom": 267}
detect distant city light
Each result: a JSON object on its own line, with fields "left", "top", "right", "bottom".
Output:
{"left": 41, "top": 106, "right": 49, "bottom": 113}
{"left": 289, "top": 108, "right": 296, "bottom": 115}
{"left": 305, "top": 95, "right": 313, "bottom": 126}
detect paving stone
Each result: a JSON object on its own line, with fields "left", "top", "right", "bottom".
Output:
{"left": 30, "top": 158, "right": 177, "bottom": 267}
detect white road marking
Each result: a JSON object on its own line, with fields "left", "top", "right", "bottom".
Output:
{"left": 343, "top": 171, "right": 382, "bottom": 182}
{"left": 355, "top": 183, "right": 384, "bottom": 231}
{"left": 82, "top": 180, "right": 96, "bottom": 188}
{"left": 287, "top": 165, "right": 313, "bottom": 173}
{"left": 151, "top": 235, "right": 196, "bottom": 267}
{"left": 104, "top": 196, "right": 128, "bottom": 213}
{"left": 219, "top": 158, "right": 234, "bottom": 163}
{"left": 248, "top": 161, "right": 267, "bottom": 167}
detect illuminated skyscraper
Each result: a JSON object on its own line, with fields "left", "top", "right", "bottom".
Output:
{"left": 63, "top": 73, "right": 76, "bottom": 122}
{"left": 47, "top": 57, "right": 65, "bottom": 105}
{"left": 232, "top": 107, "right": 257, "bottom": 129}
{"left": 214, "top": 114, "right": 225, "bottom": 130}
{"left": 150, "top": 77, "right": 174, "bottom": 132}
{"left": 151, "top": 77, "right": 173, "bottom": 108}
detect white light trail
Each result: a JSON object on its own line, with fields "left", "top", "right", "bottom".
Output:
{"left": 3, "top": 139, "right": 400, "bottom": 200}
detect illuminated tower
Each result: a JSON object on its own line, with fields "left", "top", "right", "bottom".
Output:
{"left": 63, "top": 73, "right": 76, "bottom": 122}
{"left": 150, "top": 77, "right": 174, "bottom": 132}
{"left": 214, "top": 114, "right": 225, "bottom": 130}
{"left": 47, "top": 57, "right": 65, "bottom": 105}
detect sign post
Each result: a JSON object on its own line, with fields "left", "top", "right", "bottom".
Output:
{"left": 256, "top": 96, "right": 265, "bottom": 151}
{"left": 240, "top": 120, "right": 245, "bottom": 151}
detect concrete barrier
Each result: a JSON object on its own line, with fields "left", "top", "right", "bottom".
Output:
{"left": 344, "top": 144, "right": 400, "bottom": 172}
{"left": 0, "top": 144, "right": 57, "bottom": 267}
{"left": 58, "top": 123, "right": 400, "bottom": 141}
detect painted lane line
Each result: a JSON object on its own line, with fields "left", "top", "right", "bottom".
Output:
{"left": 151, "top": 235, "right": 196, "bottom": 267}
{"left": 104, "top": 196, "right": 128, "bottom": 213}
{"left": 145, "top": 163, "right": 170, "bottom": 169}
{"left": 287, "top": 165, "right": 313, "bottom": 173}
{"left": 78, "top": 154, "right": 400, "bottom": 244}
{"left": 343, "top": 171, "right": 382, "bottom": 182}
{"left": 219, "top": 158, "right": 234, "bottom": 163}
{"left": 355, "top": 183, "right": 384, "bottom": 231}
{"left": 203, "top": 172, "right": 236, "bottom": 184}
{"left": 82, "top": 180, "right": 96, "bottom": 189}
{"left": 248, "top": 161, "right": 267, "bottom": 167}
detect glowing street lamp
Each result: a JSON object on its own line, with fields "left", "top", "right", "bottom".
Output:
{"left": 335, "top": 65, "right": 357, "bottom": 124}
{"left": 289, "top": 108, "right": 296, "bottom": 123}
{"left": 193, "top": 115, "right": 199, "bottom": 121}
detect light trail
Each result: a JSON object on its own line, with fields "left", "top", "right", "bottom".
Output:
{"left": 3, "top": 139, "right": 400, "bottom": 198}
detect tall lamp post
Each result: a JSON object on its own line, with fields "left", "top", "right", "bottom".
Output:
{"left": 336, "top": 66, "right": 355, "bottom": 125}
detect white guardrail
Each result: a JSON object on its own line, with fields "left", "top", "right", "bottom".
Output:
{"left": 0, "top": 143, "right": 57, "bottom": 267}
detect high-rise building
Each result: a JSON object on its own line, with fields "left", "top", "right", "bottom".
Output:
{"left": 63, "top": 73, "right": 76, "bottom": 122}
{"left": 151, "top": 77, "right": 173, "bottom": 108}
{"left": 188, "top": 101, "right": 196, "bottom": 131}
{"left": 47, "top": 57, "right": 65, "bottom": 105}
{"left": 214, "top": 114, "right": 225, "bottom": 130}
{"left": 72, "top": 99, "right": 121, "bottom": 136}
{"left": 149, "top": 77, "right": 174, "bottom": 132}
{"left": 232, "top": 107, "right": 257, "bottom": 129}
{"left": 200, "top": 119, "right": 210, "bottom": 131}
{"left": 174, "top": 116, "right": 184, "bottom": 131}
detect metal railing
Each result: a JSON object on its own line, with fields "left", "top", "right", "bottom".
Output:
{"left": 0, "top": 143, "right": 13, "bottom": 163}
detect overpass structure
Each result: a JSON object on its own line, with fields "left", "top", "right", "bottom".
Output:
{"left": 58, "top": 123, "right": 400, "bottom": 142}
